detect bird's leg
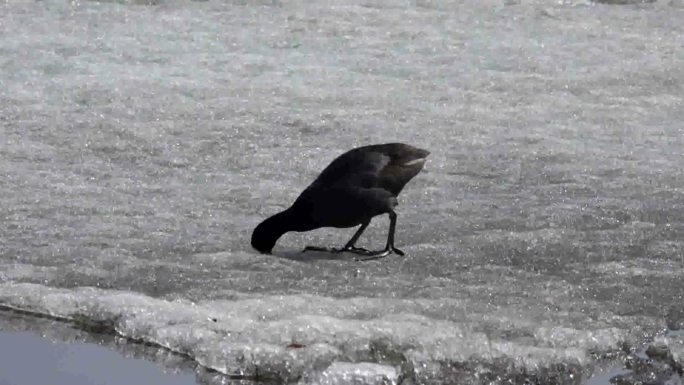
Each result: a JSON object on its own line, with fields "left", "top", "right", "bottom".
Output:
{"left": 354, "top": 211, "right": 405, "bottom": 261}
{"left": 339, "top": 220, "right": 372, "bottom": 254}
{"left": 385, "top": 211, "right": 405, "bottom": 256}
{"left": 302, "top": 221, "right": 372, "bottom": 254}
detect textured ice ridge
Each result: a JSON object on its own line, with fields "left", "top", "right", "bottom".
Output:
{"left": 0, "top": 282, "right": 630, "bottom": 384}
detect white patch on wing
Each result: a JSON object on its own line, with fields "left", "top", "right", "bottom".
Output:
{"left": 370, "top": 153, "right": 391, "bottom": 173}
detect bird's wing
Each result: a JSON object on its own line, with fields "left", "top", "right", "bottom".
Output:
{"left": 307, "top": 143, "right": 429, "bottom": 195}
{"left": 309, "top": 149, "right": 391, "bottom": 189}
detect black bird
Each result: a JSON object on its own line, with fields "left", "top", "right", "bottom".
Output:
{"left": 251, "top": 143, "right": 429, "bottom": 260}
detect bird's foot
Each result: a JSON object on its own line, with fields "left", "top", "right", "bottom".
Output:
{"left": 303, "top": 245, "right": 404, "bottom": 260}
{"left": 341, "top": 246, "right": 374, "bottom": 255}
{"left": 353, "top": 246, "right": 405, "bottom": 261}
{"left": 303, "top": 245, "right": 374, "bottom": 254}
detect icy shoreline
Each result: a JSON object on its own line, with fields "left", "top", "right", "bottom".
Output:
{"left": 1, "top": 282, "right": 680, "bottom": 384}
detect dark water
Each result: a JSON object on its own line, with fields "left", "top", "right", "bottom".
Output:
{"left": 0, "top": 311, "right": 198, "bottom": 385}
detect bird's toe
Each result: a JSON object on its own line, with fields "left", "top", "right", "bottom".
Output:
{"left": 354, "top": 249, "right": 392, "bottom": 261}
{"left": 344, "top": 246, "right": 374, "bottom": 255}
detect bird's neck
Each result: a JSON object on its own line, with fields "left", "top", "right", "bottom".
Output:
{"left": 271, "top": 206, "right": 314, "bottom": 233}
{"left": 263, "top": 209, "right": 293, "bottom": 237}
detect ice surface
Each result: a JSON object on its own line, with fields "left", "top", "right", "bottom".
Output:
{"left": 310, "top": 362, "right": 399, "bottom": 385}
{"left": 650, "top": 331, "right": 684, "bottom": 369}
{"left": 1, "top": 0, "right": 683, "bottom": 383}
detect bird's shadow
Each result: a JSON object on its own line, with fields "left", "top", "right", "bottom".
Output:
{"left": 276, "top": 249, "right": 359, "bottom": 262}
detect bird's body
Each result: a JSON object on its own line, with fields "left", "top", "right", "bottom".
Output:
{"left": 251, "top": 143, "right": 429, "bottom": 259}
